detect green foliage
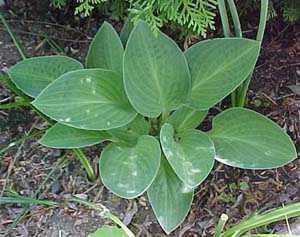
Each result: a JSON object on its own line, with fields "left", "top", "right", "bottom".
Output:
{"left": 213, "top": 203, "right": 300, "bottom": 236}
{"left": 128, "top": 0, "right": 217, "bottom": 37}
{"left": 75, "top": 0, "right": 107, "bottom": 16}
{"left": 50, "top": 0, "right": 66, "bottom": 8}
{"left": 49, "top": 0, "right": 217, "bottom": 37}
{"left": 228, "top": 181, "right": 249, "bottom": 191}
{"left": 238, "top": 0, "right": 300, "bottom": 23}
{"left": 9, "top": 56, "right": 83, "bottom": 98}
{"left": 222, "top": 202, "right": 300, "bottom": 236}
{"left": 275, "top": 0, "right": 300, "bottom": 22}
{"left": 8, "top": 21, "right": 297, "bottom": 234}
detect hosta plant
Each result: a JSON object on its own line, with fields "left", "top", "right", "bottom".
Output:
{"left": 8, "top": 21, "right": 297, "bottom": 234}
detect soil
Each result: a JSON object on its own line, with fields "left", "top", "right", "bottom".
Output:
{"left": 0, "top": 1, "right": 300, "bottom": 237}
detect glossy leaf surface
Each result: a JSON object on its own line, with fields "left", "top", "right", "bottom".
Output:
{"left": 86, "top": 22, "right": 124, "bottom": 75}
{"left": 39, "top": 123, "right": 111, "bottom": 148}
{"left": 107, "top": 115, "right": 149, "bottom": 145}
{"left": 168, "top": 106, "right": 207, "bottom": 133}
{"left": 100, "top": 135, "right": 161, "bottom": 198}
{"left": 124, "top": 20, "right": 191, "bottom": 118}
{"left": 148, "top": 158, "right": 194, "bottom": 234}
{"left": 209, "top": 108, "right": 297, "bottom": 169}
{"left": 185, "top": 38, "right": 260, "bottom": 109}
{"left": 9, "top": 56, "right": 83, "bottom": 97}
{"left": 33, "top": 69, "right": 137, "bottom": 130}
{"left": 160, "top": 123, "right": 215, "bottom": 187}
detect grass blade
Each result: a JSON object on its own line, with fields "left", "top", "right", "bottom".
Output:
{"left": 0, "top": 196, "right": 58, "bottom": 206}
{"left": 222, "top": 203, "right": 300, "bottom": 237}
{"left": 0, "top": 129, "right": 47, "bottom": 155}
{"left": 0, "top": 11, "right": 27, "bottom": 59}
{"left": 0, "top": 100, "right": 32, "bottom": 109}
{"left": 68, "top": 197, "right": 136, "bottom": 237}
{"left": 4, "top": 151, "right": 72, "bottom": 235}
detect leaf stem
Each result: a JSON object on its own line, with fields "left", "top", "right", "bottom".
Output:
{"left": 226, "top": 0, "right": 242, "bottom": 107}
{"left": 226, "top": 0, "right": 242, "bottom": 37}
{"left": 236, "top": 0, "right": 268, "bottom": 107}
{"left": 214, "top": 213, "right": 228, "bottom": 237}
{"left": 160, "top": 111, "right": 169, "bottom": 125}
{"left": 0, "top": 71, "right": 29, "bottom": 100}
{"left": 73, "top": 148, "right": 95, "bottom": 182}
{"left": 0, "top": 100, "right": 32, "bottom": 109}
{"left": 217, "top": 0, "right": 231, "bottom": 37}
{"left": 218, "top": 0, "right": 239, "bottom": 107}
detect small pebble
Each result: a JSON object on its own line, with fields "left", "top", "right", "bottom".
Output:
{"left": 51, "top": 181, "right": 62, "bottom": 194}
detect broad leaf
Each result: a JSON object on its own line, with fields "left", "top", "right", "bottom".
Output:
{"left": 108, "top": 115, "right": 149, "bottom": 145}
{"left": 9, "top": 56, "right": 83, "bottom": 97}
{"left": 39, "top": 123, "right": 111, "bottom": 148}
{"left": 88, "top": 225, "right": 127, "bottom": 237}
{"left": 208, "top": 108, "right": 297, "bottom": 169}
{"left": 147, "top": 158, "right": 194, "bottom": 234}
{"left": 168, "top": 106, "right": 207, "bottom": 133}
{"left": 120, "top": 15, "right": 134, "bottom": 46}
{"left": 99, "top": 135, "right": 161, "bottom": 199}
{"left": 32, "top": 69, "right": 137, "bottom": 130}
{"left": 86, "top": 22, "right": 124, "bottom": 75}
{"left": 160, "top": 123, "right": 215, "bottom": 187}
{"left": 185, "top": 38, "right": 260, "bottom": 109}
{"left": 124, "top": 20, "right": 191, "bottom": 118}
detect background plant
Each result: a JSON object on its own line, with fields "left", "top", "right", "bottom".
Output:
{"left": 237, "top": 0, "right": 300, "bottom": 23}
{"left": 49, "top": 0, "right": 217, "bottom": 37}
{"left": 215, "top": 203, "right": 300, "bottom": 237}
{"left": 217, "top": 0, "right": 268, "bottom": 107}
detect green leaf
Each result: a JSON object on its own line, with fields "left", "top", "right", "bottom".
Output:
{"left": 32, "top": 69, "right": 137, "bottom": 131}
{"left": 160, "top": 123, "right": 215, "bottom": 187}
{"left": 39, "top": 123, "right": 111, "bottom": 148}
{"left": 88, "top": 225, "right": 127, "bottom": 237}
{"left": 185, "top": 38, "right": 260, "bottom": 109}
{"left": 147, "top": 158, "right": 194, "bottom": 234}
{"left": 108, "top": 115, "right": 149, "bottom": 145}
{"left": 167, "top": 106, "right": 207, "bottom": 133}
{"left": 120, "top": 15, "right": 134, "bottom": 46}
{"left": 99, "top": 135, "right": 161, "bottom": 199}
{"left": 208, "top": 108, "right": 297, "bottom": 169}
{"left": 86, "top": 22, "right": 124, "bottom": 75}
{"left": 8, "top": 56, "right": 83, "bottom": 98}
{"left": 124, "top": 20, "right": 191, "bottom": 118}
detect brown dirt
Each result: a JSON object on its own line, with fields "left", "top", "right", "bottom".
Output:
{"left": 0, "top": 1, "right": 300, "bottom": 237}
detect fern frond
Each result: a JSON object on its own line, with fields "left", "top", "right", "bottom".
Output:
{"left": 75, "top": 0, "right": 107, "bottom": 16}
{"left": 50, "top": 0, "right": 66, "bottom": 8}
{"left": 128, "top": 0, "right": 217, "bottom": 37}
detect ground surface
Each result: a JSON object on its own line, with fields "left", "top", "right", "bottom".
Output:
{"left": 0, "top": 1, "right": 300, "bottom": 237}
